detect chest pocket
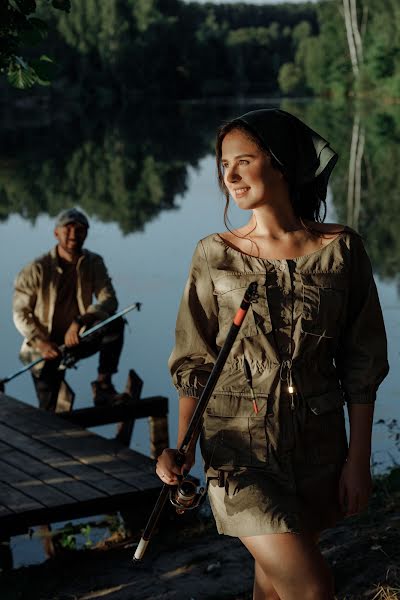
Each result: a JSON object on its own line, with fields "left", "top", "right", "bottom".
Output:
{"left": 300, "top": 273, "right": 347, "bottom": 338}
{"left": 214, "top": 273, "right": 272, "bottom": 342}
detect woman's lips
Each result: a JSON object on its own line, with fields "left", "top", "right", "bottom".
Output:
{"left": 234, "top": 187, "right": 250, "bottom": 198}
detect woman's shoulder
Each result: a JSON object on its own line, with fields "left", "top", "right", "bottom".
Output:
{"left": 305, "top": 221, "right": 346, "bottom": 236}
{"left": 306, "top": 222, "right": 364, "bottom": 251}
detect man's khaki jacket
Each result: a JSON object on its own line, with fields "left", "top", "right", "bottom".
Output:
{"left": 13, "top": 246, "right": 118, "bottom": 368}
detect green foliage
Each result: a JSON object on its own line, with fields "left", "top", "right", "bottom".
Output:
{"left": 282, "top": 99, "right": 400, "bottom": 279}
{"left": 278, "top": 62, "right": 304, "bottom": 95}
{"left": 1, "top": 0, "right": 318, "bottom": 98}
{"left": 3, "top": 0, "right": 400, "bottom": 100}
{"left": 1, "top": 0, "right": 69, "bottom": 89}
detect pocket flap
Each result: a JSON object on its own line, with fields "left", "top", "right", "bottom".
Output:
{"left": 305, "top": 390, "right": 344, "bottom": 415}
{"left": 214, "top": 272, "right": 266, "bottom": 295}
{"left": 300, "top": 273, "right": 347, "bottom": 289}
{"left": 206, "top": 392, "right": 269, "bottom": 417}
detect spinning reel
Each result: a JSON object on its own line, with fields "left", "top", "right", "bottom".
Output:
{"left": 169, "top": 479, "right": 208, "bottom": 515}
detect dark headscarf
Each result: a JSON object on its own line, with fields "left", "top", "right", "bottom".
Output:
{"left": 233, "top": 108, "right": 338, "bottom": 201}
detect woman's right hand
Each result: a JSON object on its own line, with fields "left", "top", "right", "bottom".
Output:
{"left": 155, "top": 448, "right": 196, "bottom": 485}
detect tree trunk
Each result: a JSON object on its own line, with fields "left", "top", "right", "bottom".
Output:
{"left": 343, "top": 0, "right": 359, "bottom": 77}
{"left": 347, "top": 114, "right": 365, "bottom": 229}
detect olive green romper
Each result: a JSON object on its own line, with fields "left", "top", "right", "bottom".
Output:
{"left": 169, "top": 228, "right": 389, "bottom": 536}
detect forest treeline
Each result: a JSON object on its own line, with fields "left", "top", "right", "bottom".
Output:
{"left": 2, "top": 0, "right": 399, "bottom": 103}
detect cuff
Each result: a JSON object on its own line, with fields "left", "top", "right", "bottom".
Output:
{"left": 344, "top": 387, "right": 377, "bottom": 404}
{"left": 176, "top": 386, "right": 201, "bottom": 399}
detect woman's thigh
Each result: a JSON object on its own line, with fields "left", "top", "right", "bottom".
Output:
{"left": 240, "top": 532, "right": 334, "bottom": 600}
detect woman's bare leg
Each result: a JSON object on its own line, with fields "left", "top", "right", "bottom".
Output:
{"left": 254, "top": 560, "right": 280, "bottom": 600}
{"left": 241, "top": 532, "right": 333, "bottom": 600}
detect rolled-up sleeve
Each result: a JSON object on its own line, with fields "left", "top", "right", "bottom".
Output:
{"left": 168, "top": 240, "right": 219, "bottom": 398}
{"left": 13, "top": 263, "right": 48, "bottom": 343}
{"left": 87, "top": 255, "right": 118, "bottom": 317}
{"left": 336, "top": 235, "right": 389, "bottom": 404}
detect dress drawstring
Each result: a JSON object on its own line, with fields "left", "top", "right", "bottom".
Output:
{"left": 243, "top": 358, "right": 259, "bottom": 414}
{"left": 280, "top": 359, "right": 296, "bottom": 410}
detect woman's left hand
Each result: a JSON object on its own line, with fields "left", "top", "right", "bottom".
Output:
{"left": 339, "top": 457, "right": 372, "bottom": 517}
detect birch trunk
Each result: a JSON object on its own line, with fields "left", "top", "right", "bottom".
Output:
{"left": 350, "top": 0, "right": 364, "bottom": 65}
{"left": 343, "top": 0, "right": 359, "bottom": 77}
{"left": 347, "top": 114, "right": 365, "bottom": 229}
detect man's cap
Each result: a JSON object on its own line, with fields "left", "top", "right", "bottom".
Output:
{"left": 55, "top": 208, "right": 89, "bottom": 229}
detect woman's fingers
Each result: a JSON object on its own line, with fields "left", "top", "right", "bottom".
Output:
{"left": 155, "top": 449, "right": 182, "bottom": 485}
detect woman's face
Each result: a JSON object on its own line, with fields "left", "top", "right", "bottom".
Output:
{"left": 221, "top": 128, "right": 285, "bottom": 210}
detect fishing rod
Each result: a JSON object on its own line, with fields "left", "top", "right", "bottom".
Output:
{"left": 0, "top": 302, "right": 142, "bottom": 389}
{"left": 133, "top": 281, "right": 258, "bottom": 561}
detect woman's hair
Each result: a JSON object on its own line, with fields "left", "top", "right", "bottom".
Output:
{"left": 215, "top": 120, "right": 327, "bottom": 229}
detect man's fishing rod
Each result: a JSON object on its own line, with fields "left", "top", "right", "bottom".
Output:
{"left": 133, "top": 281, "right": 259, "bottom": 561}
{"left": 0, "top": 303, "right": 142, "bottom": 389}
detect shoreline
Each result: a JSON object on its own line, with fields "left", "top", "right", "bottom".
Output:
{"left": 1, "top": 467, "right": 399, "bottom": 600}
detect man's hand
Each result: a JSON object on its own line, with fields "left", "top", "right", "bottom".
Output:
{"left": 64, "top": 321, "right": 81, "bottom": 347}
{"left": 35, "top": 339, "right": 60, "bottom": 360}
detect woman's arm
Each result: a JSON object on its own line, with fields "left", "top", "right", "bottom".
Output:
{"left": 339, "top": 403, "right": 374, "bottom": 516}
{"left": 155, "top": 396, "right": 198, "bottom": 485}
{"left": 336, "top": 233, "right": 388, "bottom": 516}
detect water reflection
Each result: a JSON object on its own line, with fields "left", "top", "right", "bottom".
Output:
{"left": 281, "top": 100, "right": 400, "bottom": 281}
{"left": 1, "top": 100, "right": 400, "bottom": 280}
{"left": 0, "top": 104, "right": 224, "bottom": 232}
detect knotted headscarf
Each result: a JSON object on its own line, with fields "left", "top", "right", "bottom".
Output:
{"left": 232, "top": 108, "right": 338, "bottom": 201}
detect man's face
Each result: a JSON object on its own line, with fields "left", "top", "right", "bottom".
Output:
{"left": 54, "top": 222, "right": 88, "bottom": 256}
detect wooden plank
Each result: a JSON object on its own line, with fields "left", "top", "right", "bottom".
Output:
{"left": 0, "top": 451, "right": 108, "bottom": 503}
{"left": 0, "top": 504, "right": 13, "bottom": 517}
{"left": 0, "top": 424, "right": 158, "bottom": 496}
{"left": 0, "top": 394, "right": 163, "bottom": 536}
{"left": 58, "top": 396, "right": 168, "bottom": 427}
{"left": 0, "top": 486, "right": 159, "bottom": 537}
{"left": 0, "top": 459, "right": 76, "bottom": 507}
{"left": 0, "top": 424, "right": 147, "bottom": 496}
{"left": 0, "top": 481, "right": 43, "bottom": 513}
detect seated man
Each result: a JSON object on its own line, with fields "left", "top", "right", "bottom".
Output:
{"left": 13, "top": 208, "right": 125, "bottom": 411}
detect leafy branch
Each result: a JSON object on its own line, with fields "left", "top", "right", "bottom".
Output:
{"left": 0, "top": 0, "right": 70, "bottom": 88}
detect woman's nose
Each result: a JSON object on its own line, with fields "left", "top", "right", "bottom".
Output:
{"left": 226, "top": 167, "right": 240, "bottom": 183}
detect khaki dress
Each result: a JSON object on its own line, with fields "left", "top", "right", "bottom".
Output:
{"left": 169, "top": 228, "right": 389, "bottom": 536}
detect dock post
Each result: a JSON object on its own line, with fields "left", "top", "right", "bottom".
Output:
{"left": 115, "top": 369, "right": 143, "bottom": 446}
{"left": 149, "top": 414, "right": 169, "bottom": 459}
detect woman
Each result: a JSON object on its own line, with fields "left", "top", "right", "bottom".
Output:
{"left": 156, "top": 109, "right": 389, "bottom": 599}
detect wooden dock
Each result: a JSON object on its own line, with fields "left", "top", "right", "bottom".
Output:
{"left": 0, "top": 392, "right": 165, "bottom": 542}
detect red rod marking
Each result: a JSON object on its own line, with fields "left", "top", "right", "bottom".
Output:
{"left": 233, "top": 307, "right": 247, "bottom": 326}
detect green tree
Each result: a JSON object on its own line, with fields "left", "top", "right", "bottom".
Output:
{"left": 278, "top": 62, "right": 304, "bottom": 95}
{"left": 0, "top": 0, "right": 69, "bottom": 88}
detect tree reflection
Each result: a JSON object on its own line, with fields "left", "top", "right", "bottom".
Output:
{"left": 282, "top": 100, "right": 400, "bottom": 281}
{"left": 1, "top": 101, "right": 400, "bottom": 280}
{"left": 0, "top": 103, "right": 222, "bottom": 233}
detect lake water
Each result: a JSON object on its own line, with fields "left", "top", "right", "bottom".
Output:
{"left": 0, "top": 98, "right": 399, "bottom": 566}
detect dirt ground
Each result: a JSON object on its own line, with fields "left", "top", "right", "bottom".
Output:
{"left": 1, "top": 468, "right": 400, "bottom": 600}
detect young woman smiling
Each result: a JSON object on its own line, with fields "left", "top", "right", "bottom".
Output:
{"left": 156, "top": 109, "right": 389, "bottom": 600}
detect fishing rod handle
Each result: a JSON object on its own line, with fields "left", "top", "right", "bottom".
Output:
{"left": 133, "top": 484, "right": 170, "bottom": 561}
{"left": 133, "top": 450, "right": 186, "bottom": 561}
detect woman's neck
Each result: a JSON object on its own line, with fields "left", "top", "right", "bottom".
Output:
{"left": 245, "top": 207, "right": 303, "bottom": 240}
